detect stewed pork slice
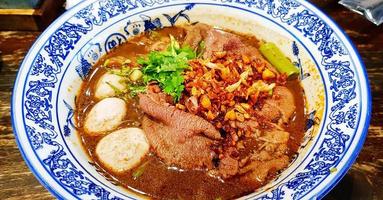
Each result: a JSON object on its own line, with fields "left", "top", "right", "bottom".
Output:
{"left": 84, "top": 97, "right": 127, "bottom": 135}
{"left": 94, "top": 73, "right": 126, "bottom": 99}
{"left": 96, "top": 128, "right": 150, "bottom": 173}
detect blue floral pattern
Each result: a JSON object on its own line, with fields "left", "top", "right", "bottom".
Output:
{"left": 17, "top": 0, "right": 365, "bottom": 199}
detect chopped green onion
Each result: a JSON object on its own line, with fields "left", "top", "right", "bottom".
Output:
{"left": 105, "top": 81, "right": 125, "bottom": 96}
{"left": 128, "top": 84, "right": 146, "bottom": 97}
{"left": 196, "top": 40, "right": 205, "bottom": 58}
{"left": 132, "top": 160, "right": 149, "bottom": 180}
{"left": 103, "top": 59, "right": 110, "bottom": 67}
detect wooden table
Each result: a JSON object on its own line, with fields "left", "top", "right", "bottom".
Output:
{"left": 0, "top": 2, "right": 382, "bottom": 200}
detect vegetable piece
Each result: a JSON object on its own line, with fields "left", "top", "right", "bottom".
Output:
{"left": 259, "top": 42, "right": 299, "bottom": 77}
{"left": 246, "top": 80, "right": 276, "bottom": 98}
{"left": 149, "top": 31, "right": 160, "bottom": 40}
{"left": 240, "top": 67, "right": 251, "bottom": 83}
{"left": 236, "top": 112, "right": 245, "bottom": 122}
{"left": 176, "top": 103, "right": 185, "bottom": 110}
{"left": 185, "top": 96, "right": 199, "bottom": 113}
{"left": 225, "top": 67, "right": 251, "bottom": 92}
{"left": 206, "top": 110, "right": 216, "bottom": 120}
{"left": 240, "top": 103, "right": 250, "bottom": 110}
{"left": 204, "top": 61, "right": 231, "bottom": 80}
{"left": 103, "top": 59, "right": 110, "bottom": 67}
{"left": 214, "top": 51, "right": 227, "bottom": 59}
{"left": 225, "top": 109, "right": 236, "bottom": 121}
{"left": 132, "top": 160, "right": 150, "bottom": 180}
{"left": 244, "top": 113, "right": 251, "bottom": 119}
{"left": 235, "top": 104, "right": 247, "bottom": 114}
{"left": 103, "top": 56, "right": 127, "bottom": 67}
{"left": 200, "top": 95, "right": 211, "bottom": 109}
{"left": 226, "top": 81, "right": 241, "bottom": 93}
{"left": 128, "top": 84, "right": 146, "bottom": 97}
{"left": 196, "top": 40, "right": 205, "bottom": 58}
{"left": 242, "top": 54, "right": 250, "bottom": 64}
{"left": 191, "top": 87, "right": 200, "bottom": 97}
{"left": 105, "top": 66, "right": 146, "bottom": 98}
{"left": 219, "top": 67, "right": 230, "bottom": 80}
{"left": 129, "top": 69, "right": 143, "bottom": 82}
{"left": 262, "top": 68, "right": 276, "bottom": 80}
{"left": 108, "top": 65, "right": 134, "bottom": 77}
{"left": 139, "top": 35, "right": 196, "bottom": 101}
{"left": 105, "top": 82, "right": 124, "bottom": 96}
{"left": 95, "top": 73, "right": 127, "bottom": 99}
{"left": 123, "top": 59, "right": 131, "bottom": 65}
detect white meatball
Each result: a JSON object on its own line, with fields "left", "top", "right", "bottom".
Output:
{"left": 84, "top": 97, "right": 127, "bottom": 134}
{"left": 95, "top": 73, "right": 126, "bottom": 99}
{"left": 96, "top": 128, "right": 150, "bottom": 173}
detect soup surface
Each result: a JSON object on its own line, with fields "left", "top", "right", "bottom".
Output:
{"left": 75, "top": 24, "right": 306, "bottom": 200}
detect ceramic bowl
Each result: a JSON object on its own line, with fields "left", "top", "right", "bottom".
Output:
{"left": 12, "top": 0, "right": 371, "bottom": 199}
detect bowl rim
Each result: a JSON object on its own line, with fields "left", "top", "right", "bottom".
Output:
{"left": 302, "top": 2, "right": 371, "bottom": 199}
{"left": 11, "top": 0, "right": 372, "bottom": 199}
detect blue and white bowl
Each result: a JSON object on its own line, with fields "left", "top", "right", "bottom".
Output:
{"left": 12, "top": 0, "right": 371, "bottom": 199}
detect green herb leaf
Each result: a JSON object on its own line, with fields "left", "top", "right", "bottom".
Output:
{"left": 139, "top": 35, "right": 195, "bottom": 101}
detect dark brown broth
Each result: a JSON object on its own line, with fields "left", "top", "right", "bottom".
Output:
{"left": 75, "top": 26, "right": 306, "bottom": 200}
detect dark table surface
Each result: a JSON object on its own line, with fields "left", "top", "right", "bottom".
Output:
{"left": 0, "top": 2, "right": 382, "bottom": 200}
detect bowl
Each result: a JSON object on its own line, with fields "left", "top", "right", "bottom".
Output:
{"left": 12, "top": 0, "right": 371, "bottom": 199}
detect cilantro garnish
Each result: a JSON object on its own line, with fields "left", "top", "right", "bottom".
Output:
{"left": 138, "top": 35, "right": 195, "bottom": 101}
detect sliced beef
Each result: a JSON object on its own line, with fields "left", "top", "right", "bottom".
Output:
{"left": 139, "top": 92, "right": 221, "bottom": 169}
{"left": 146, "top": 85, "right": 173, "bottom": 104}
{"left": 139, "top": 93, "right": 221, "bottom": 140}
{"left": 142, "top": 116, "right": 217, "bottom": 169}
{"left": 183, "top": 23, "right": 279, "bottom": 75}
{"left": 239, "top": 129, "right": 290, "bottom": 183}
{"left": 257, "top": 86, "right": 296, "bottom": 123}
{"left": 240, "top": 155, "right": 289, "bottom": 184}
{"left": 218, "top": 151, "right": 240, "bottom": 178}
{"left": 203, "top": 29, "right": 247, "bottom": 59}
{"left": 257, "top": 103, "right": 281, "bottom": 123}
{"left": 183, "top": 23, "right": 210, "bottom": 50}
